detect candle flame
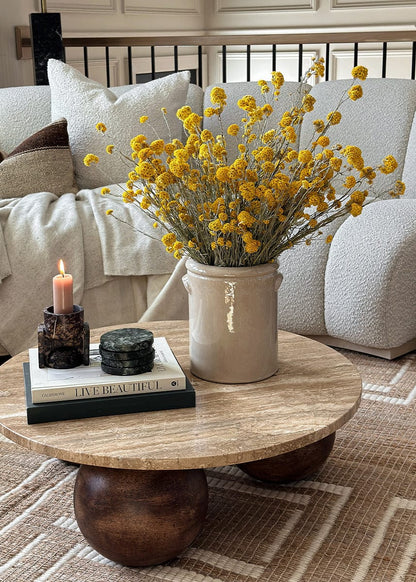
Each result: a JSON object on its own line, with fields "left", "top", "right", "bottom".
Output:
{"left": 58, "top": 259, "right": 66, "bottom": 277}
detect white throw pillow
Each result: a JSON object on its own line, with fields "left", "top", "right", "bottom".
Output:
{"left": 48, "top": 60, "right": 191, "bottom": 189}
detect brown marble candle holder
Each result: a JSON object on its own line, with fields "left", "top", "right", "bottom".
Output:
{"left": 38, "top": 305, "right": 90, "bottom": 369}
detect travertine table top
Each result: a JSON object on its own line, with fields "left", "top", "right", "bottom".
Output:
{"left": 0, "top": 322, "right": 362, "bottom": 470}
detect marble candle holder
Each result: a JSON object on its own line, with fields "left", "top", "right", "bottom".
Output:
{"left": 38, "top": 305, "right": 90, "bottom": 369}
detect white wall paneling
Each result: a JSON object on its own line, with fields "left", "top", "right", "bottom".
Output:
{"left": 331, "top": 0, "right": 416, "bottom": 8}
{"left": 42, "top": 0, "right": 117, "bottom": 12}
{"left": 216, "top": 50, "right": 318, "bottom": 84}
{"left": 123, "top": 0, "right": 200, "bottom": 13}
{"left": 331, "top": 48, "right": 414, "bottom": 79}
{"left": 216, "top": 0, "right": 317, "bottom": 12}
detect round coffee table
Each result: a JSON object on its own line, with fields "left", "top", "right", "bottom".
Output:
{"left": 0, "top": 321, "right": 361, "bottom": 567}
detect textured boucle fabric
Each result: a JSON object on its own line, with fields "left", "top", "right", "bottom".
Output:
{"left": 112, "top": 81, "right": 204, "bottom": 123}
{"left": 300, "top": 78, "right": 416, "bottom": 199}
{"left": 401, "top": 111, "right": 416, "bottom": 199}
{"left": 325, "top": 198, "right": 416, "bottom": 348}
{"left": 48, "top": 60, "right": 191, "bottom": 189}
{"left": 278, "top": 215, "right": 349, "bottom": 336}
{"left": 0, "top": 85, "right": 51, "bottom": 153}
{"left": 203, "top": 81, "right": 310, "bottom": 162}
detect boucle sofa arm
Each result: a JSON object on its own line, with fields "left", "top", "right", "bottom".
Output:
{"left": 324, "top": 198, "right": 416, "bottom": 350}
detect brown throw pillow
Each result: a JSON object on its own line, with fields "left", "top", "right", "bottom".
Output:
{"left": 0, "top": 118, "right": 78, "bottom": 199}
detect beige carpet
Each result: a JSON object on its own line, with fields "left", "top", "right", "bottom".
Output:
{"left": 0, "top": 348, "right": 415, "bottom": 582}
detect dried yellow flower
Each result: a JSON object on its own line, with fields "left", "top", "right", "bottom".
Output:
{"left": 84, "top": 62, "right": 401, "bottom": 267}
{"left": 348, "top": 85, "right": 363, "bottom": 101}
{"left": 351, "top": 65, "right": 368, "bottom": 81}
{"left": 83, "top": 154, "right": 99, "bottom": 166}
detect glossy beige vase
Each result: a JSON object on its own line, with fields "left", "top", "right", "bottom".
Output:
{"left": 182, "top": 259, "right": 282, "bottom": 384}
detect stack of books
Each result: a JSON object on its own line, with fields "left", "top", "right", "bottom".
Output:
{"left": 23, "top": 337, "right": 195, "bottom": 424}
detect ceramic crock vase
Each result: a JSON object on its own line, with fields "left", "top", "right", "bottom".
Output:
{"left": 182, "top": 258, "right": 283, "bottom": 384}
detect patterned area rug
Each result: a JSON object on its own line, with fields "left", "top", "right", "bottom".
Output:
{"left": 0, "top": 348, "right": 415, "bottom": 582}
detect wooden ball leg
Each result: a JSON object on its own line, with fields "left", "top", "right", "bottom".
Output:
{"left": 238, "top": 432, "right": 336, "bottom": 483}
{"left": 74, "top": 465, "right": 208, "bottom": 567}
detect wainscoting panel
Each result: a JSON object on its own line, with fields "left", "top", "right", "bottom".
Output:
{"left": 216, "top": 0, "right": 317, "bottom": 12}
{"left": 216, "top": 50, "right": 317, "bottom": 83}
{"left": 44, "top": 0, "right": 117, "bottom": 12}
{"left": 123, "top": 0, "right": 200, "bottom": 13}
{"left": 331, "top": 0, "right": 416, "bottom": 8}
{"left": 331, "top": 48, "right": 414, "bottom": 80}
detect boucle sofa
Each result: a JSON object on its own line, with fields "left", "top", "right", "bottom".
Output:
{"left": 0, "top": 59, "right": 415, "bottom": 359}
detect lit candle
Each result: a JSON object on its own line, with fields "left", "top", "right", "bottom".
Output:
{"left": 53, "top": 259, "right": 73, "bottom": 314}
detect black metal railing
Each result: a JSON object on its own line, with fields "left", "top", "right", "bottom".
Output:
{"left": 20, "top": 25, "right": 416, "bottom": 87}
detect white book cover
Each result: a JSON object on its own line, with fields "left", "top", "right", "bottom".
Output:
{"left": 28, "top": 337, "right": 186, "bottom": 403}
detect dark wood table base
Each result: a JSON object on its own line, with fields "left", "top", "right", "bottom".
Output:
{"left": 73, "top": 433, "right": 335, "bottom": 567}
{"left": 238, "top": 432, "right": 336, "bottom": 482}
{"left": 74, "top": 466, "right": 208, "bottom": 567}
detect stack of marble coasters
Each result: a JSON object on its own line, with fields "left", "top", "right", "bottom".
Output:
{"left": 99, "top": 328, "right": 155, "bottom": 375}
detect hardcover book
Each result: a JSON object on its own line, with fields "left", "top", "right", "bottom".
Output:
{"left": 28, "top": 337, "right": 186, "bottom": 403}
{"left": 23, "top": 363, "right": 196, "bottom": 424}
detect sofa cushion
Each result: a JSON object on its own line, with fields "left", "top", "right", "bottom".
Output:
{"left": 277, "top": 215, "right": 349, "bottom": 337}
{"left": 0, "top": 85, "right": 52, "bottom": 154}
{"left": 0, "top": 118, "right": 78, "bottom": 199}
{"left": 300, "top": 78, "right": 416, "bottom": 199}
{"left": 111, "top": 81, "right": 204, "bottom": 143}
{"left": 324, "top": 198, "right": 416, "bottom": 348}
{"left": 48, "top": 60, "right": 191, "bottom": 189}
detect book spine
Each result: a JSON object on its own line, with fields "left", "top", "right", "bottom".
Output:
{"left": 31, "top": 376, "right": 186, "bottom": 403}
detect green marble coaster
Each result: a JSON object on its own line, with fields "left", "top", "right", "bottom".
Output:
{"left": 99, "top": 345, "right": 155, "bottom": 362}
{"left": 99, "top": 328, "right": 154, "bottom": 353}
{"left": 101, "top": 361, "right": 154, "bottom": 376}
{"left": 100, "top": 349, "right": 155, "bottom": 370}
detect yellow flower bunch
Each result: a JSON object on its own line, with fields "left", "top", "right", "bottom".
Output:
{"left": 84, "top": 59, "right": 404, "bottom": 267}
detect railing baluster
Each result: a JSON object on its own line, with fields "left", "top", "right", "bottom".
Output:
{"left": 174, "top": 45, "right": 179, "bottom": 72}
{"left": 298, "top": 44, "right": 303, "bottom": 81}
{"left": 325, "top": 43, "right": 330, "bottom": 81}
{"left": 353, "top": 43, "right": 358, "bottom": 67}
{"left": 272, "top": 44, "right": 276, "bottom": 71}
{"left": 83, "top": 46, "right": 89, "bottom": 77}
{"left": 222, "top": 45, "right": 227, "bottom": 83}
{"left": 246, "top": 45, "right": 251, "bottom": 81}
{"left": 105, "top": 46, "right": 110, "bottom": 87}
{"left": 198, "top": 45, "right": 203, "bottom": 87}
{"left": 127, "top": 46, "right": 132, "bottom": 84}
{"left": 412, "top": 41, "right": 416, "bottom": 80}
{"left": 151, "top": 45, "right": 156, "bottom": 80}
{"left": 382, "top": 41, "right": 387, "bottom": 78}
